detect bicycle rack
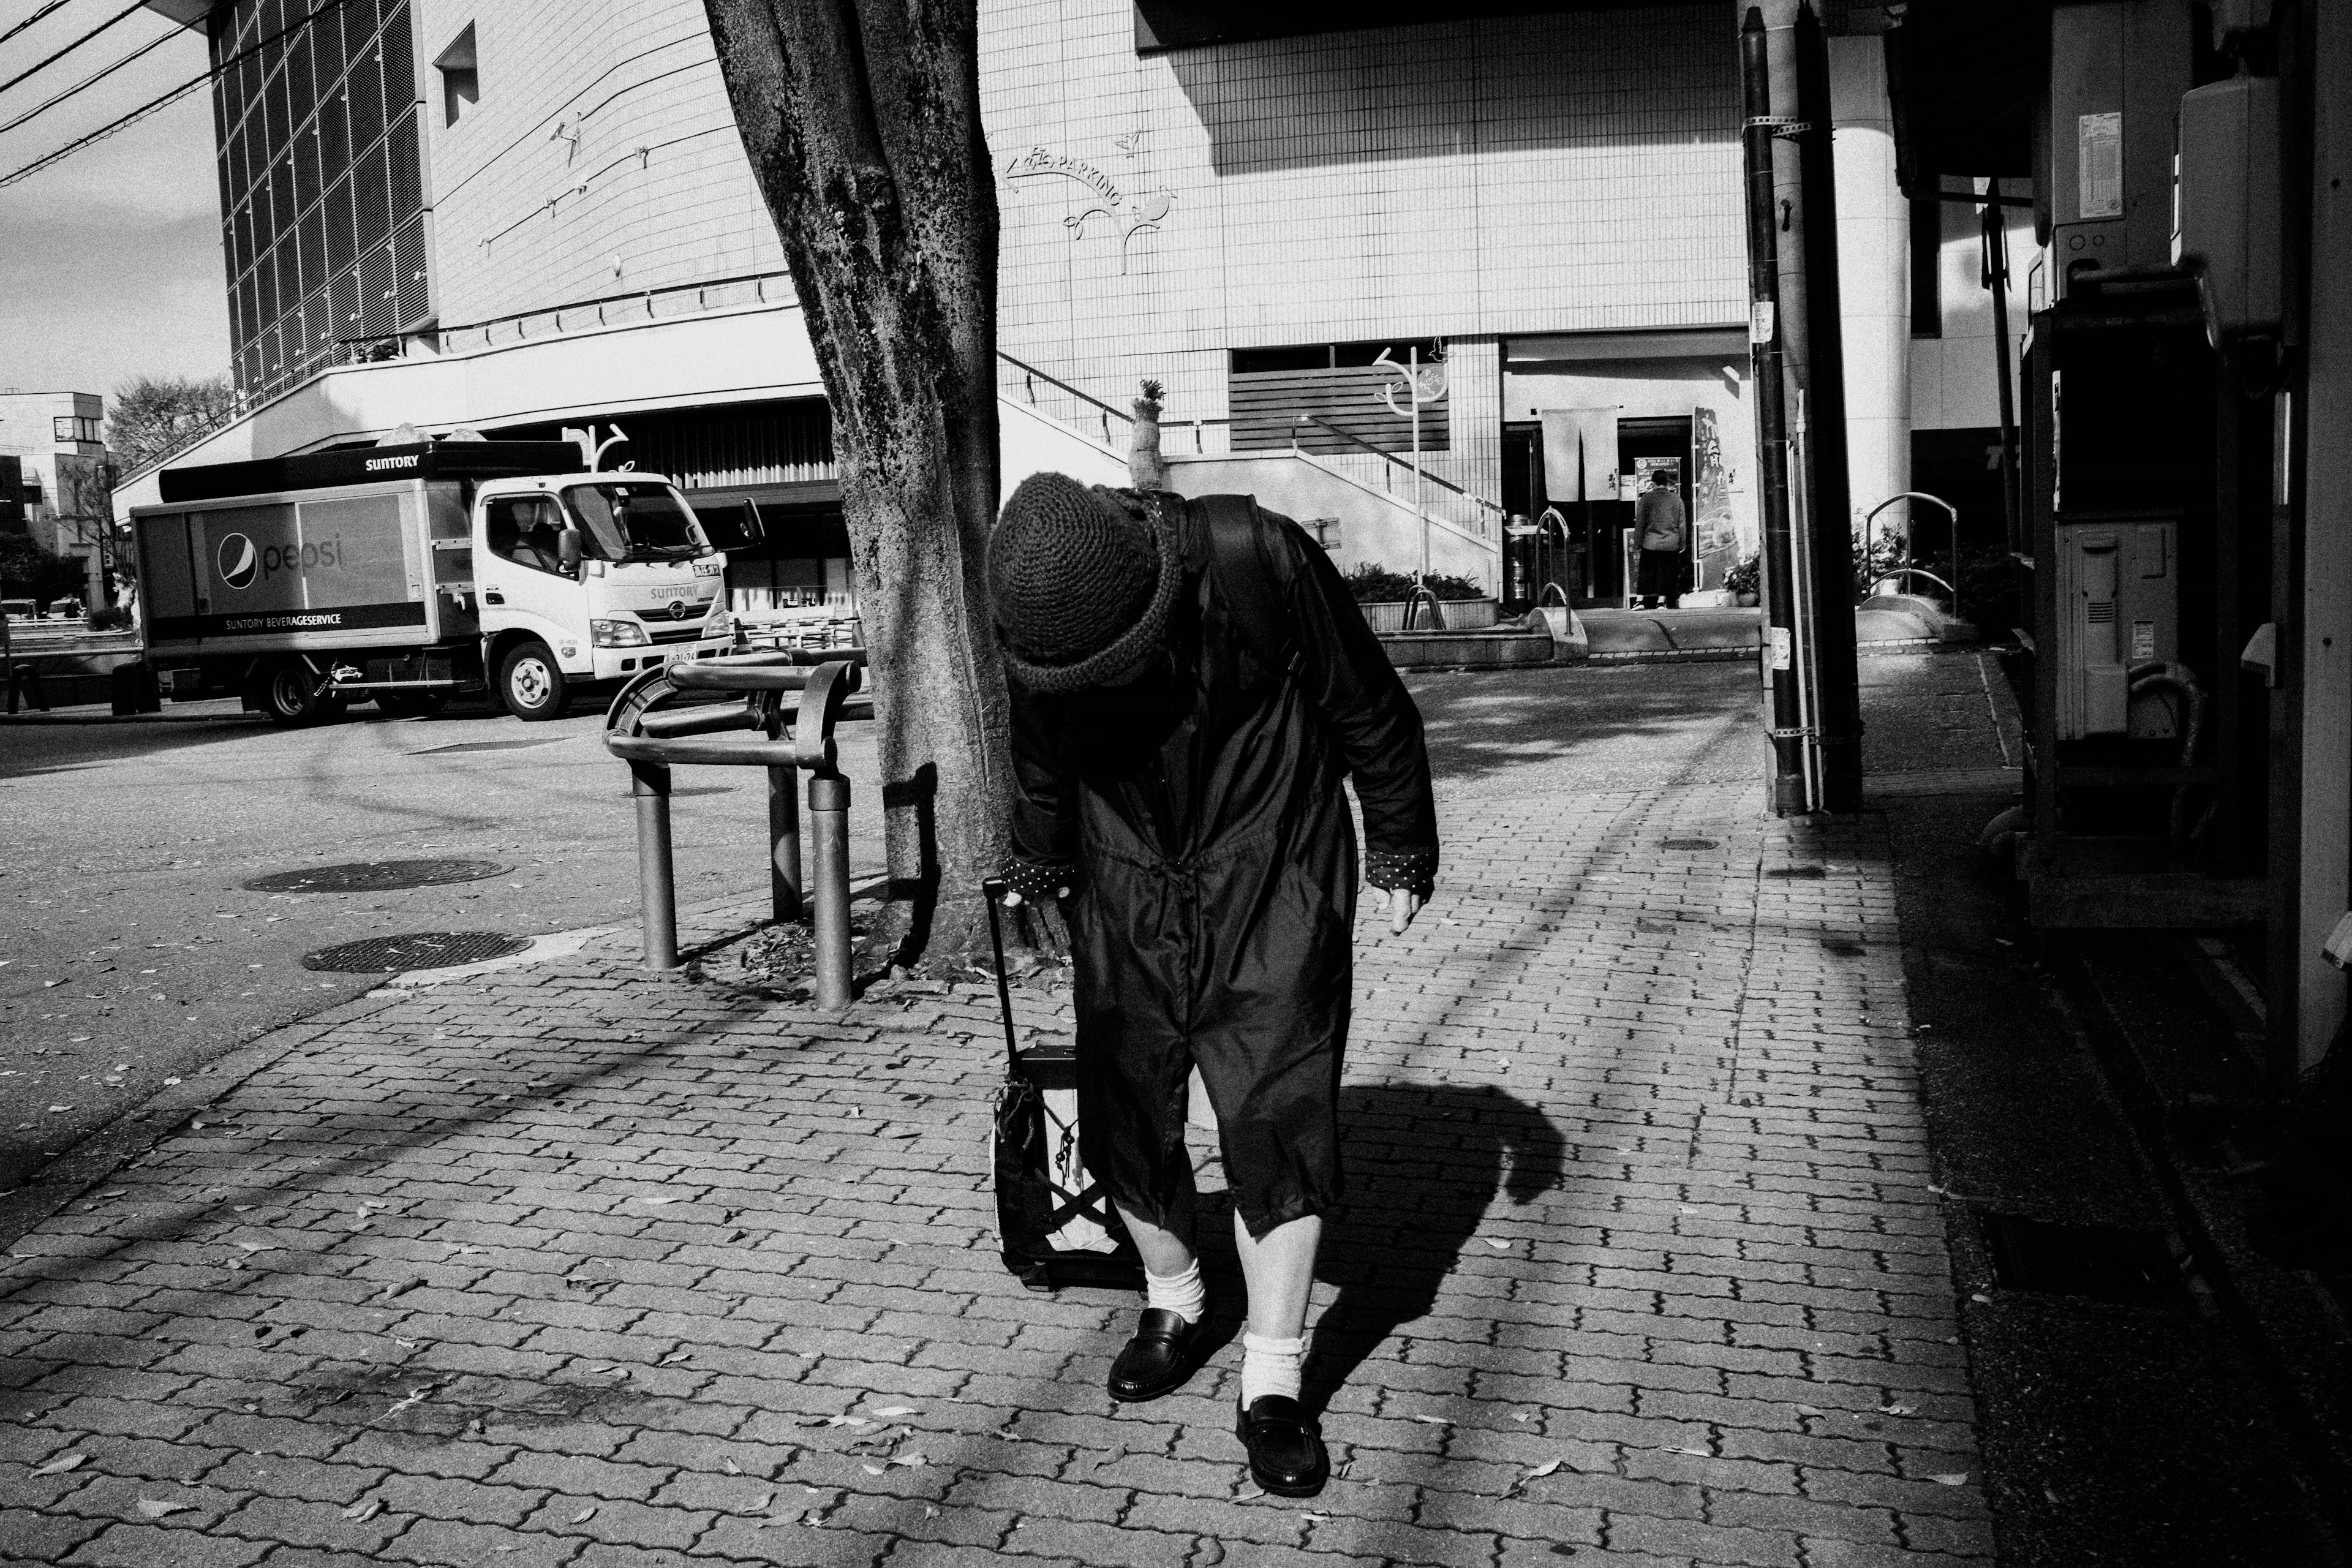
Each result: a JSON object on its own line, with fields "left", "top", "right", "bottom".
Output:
{"left": 602, "top": 649, "right": 868, "bottom": 1004}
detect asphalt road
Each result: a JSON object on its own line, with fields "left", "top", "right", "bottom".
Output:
{"left": 0, "top": 692, "right": 888, "bottom": 1193}
{"left": 0, "top": 661, "right": 1762, "bottom": 1196}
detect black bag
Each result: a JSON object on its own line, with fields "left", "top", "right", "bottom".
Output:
{"left": 982, "top": 878, "right": 1144, "bottom": 1292}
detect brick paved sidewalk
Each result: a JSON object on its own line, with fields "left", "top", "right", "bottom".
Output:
{"left": 0, "top": 780, "right": 1989, "bottom": 1568}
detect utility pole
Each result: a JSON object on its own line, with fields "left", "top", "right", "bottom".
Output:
{"left": 1747, "top": 0, "right": 1864, "bottom": 813}
{"left": 1742, "top": 9, "right": 1806, "bottom": 814}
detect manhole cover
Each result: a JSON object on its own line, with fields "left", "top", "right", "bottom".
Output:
{"left": 243, "top": 859, "right": 509, "bottom": 894}
{"left": 1660, "top": 838, "right": 1718, "bottom": 851}
{"left": 301, "top": 932, "right": 532, "bottom": 973}
{"left": 407, "top": 737, "right": 571, "bottom": 756}
{"left": 1764, "top": 865, "right": 1827, "bottom": 880}
{"left": 1976, "top": 1212, "right": 2195, "bottom": 1310}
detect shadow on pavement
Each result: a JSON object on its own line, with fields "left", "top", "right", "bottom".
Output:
{"left": 1303, "top": 1082, "right": 1566, "bottom": 1416}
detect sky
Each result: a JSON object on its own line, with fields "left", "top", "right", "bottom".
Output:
{"left": 0, "top": 1, "right": 229, "bottom": 409}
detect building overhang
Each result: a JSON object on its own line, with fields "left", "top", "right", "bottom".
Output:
{"left": 139, "top": 0, "right": 213, "bottom": 29}
{"left": 1883, "top": 0, "right": 2047, "bottom": 198}
{"left": 1134, "top": 0, "right": 1670, "bottom": 53}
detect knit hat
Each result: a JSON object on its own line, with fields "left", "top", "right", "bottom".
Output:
{"left": 989, "top": 473, "right": 1181, "bottom": 693}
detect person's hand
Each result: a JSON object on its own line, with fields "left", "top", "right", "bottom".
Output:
{"left": 1381, "top": 887, "right": 1423, "bottom": 936}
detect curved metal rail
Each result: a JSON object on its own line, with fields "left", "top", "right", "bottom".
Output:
{"left": 601, "top": 649, "right": 867, "bottom": 1003}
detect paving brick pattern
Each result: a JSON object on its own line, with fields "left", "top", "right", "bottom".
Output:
{"left": 0, "top": 782, "right": 1989, "bottom": 1566}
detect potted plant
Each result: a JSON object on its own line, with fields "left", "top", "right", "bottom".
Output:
{"left": 1724, "top": 552, "right": 1762, "bottom": 608}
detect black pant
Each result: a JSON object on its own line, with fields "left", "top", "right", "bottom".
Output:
{"left": 1637, "top": 549, "right": 1683, "bottom": 609}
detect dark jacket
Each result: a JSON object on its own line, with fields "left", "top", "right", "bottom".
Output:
{"left": 1004, "top": 493, "right": 1438, "bottom": 1233}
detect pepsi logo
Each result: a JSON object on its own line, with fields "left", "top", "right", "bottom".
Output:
{"left": 217, "top": 533, "right": 258, "bottom": 590}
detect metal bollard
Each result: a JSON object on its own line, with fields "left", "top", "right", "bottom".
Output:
{"left": 808, "top": 771, "right": 852, "bottom": 1009}
{"left": 631, "top": 760, "right": 680, "bottom": 971}
{"left": 768, "top": 761, "right": 802, "bottom": 922}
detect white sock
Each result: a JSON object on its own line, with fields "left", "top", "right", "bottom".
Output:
{"left": 1144, "top": 1261, "right": 1205, "bottom": 1325}
{"left": 1240, "top": 1331, "right": 1305, "bottom": 1404}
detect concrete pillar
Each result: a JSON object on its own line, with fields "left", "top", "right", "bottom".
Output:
{"left": 2294, "top": 0, "right": 2352, "bottom": 1071}
{"left": 1827, "top": 36, "right": 1911, "bottom": 562}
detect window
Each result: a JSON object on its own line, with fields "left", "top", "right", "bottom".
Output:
{"left": 434, "top": 24, "right": 478, "bottom": 127}
{"left": 53, "top": 415, "right": 99, "bottom": 443}
{"left": 484, "top": 496, "right": 567, "bottom": 574}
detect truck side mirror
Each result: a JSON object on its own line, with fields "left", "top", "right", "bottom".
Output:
{"left": 736, "top": 500, "right": 765, "bottom": 549}
{"left": 558, "top": 528, "right": 583, "bottom": 576}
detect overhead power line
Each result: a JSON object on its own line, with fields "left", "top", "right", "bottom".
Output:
{"left": 0, "top": 0, "right": 74, "bottom": 49}
{"left": 0, "top": 22, "right": 174, "bottom": 138}
{"left": 0, "top": 0, "right": 358, "bottom": 190}
{"left": 0, "top": 1, "right": 147, "bottom": 99}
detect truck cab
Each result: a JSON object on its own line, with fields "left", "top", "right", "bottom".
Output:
{"left": 132, "top": 438, "right": 742, "bottom": 725}
{"left": 467, "top": 472, "right": 731, "bottom": 718}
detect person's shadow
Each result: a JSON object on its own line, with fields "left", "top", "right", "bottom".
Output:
{"left": 1300, "top": 1082, "right": 1566, "bottom": 1415}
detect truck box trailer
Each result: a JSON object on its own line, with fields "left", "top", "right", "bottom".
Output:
{"left": 132, "top": 438, "right": 744, "bottom": 723}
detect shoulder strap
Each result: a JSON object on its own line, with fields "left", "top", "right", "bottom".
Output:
{"left": 1196, "top": 494, "right": 1303, "bottom": 681}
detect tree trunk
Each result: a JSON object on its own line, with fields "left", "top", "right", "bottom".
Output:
{"left": 704, "top": 0, "right": 1010, "bottom": 965}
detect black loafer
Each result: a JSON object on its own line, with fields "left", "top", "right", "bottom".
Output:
{"left": 1236, "top": 1394, "right": 1328, "bottom": 1496}
{"left": 1107, "top": 1308, "right": 1202, "bottom": 1403}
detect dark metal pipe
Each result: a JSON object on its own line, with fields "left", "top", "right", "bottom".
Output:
{"left": 1741, "top": 5, "right": 1807, "bottom": 814}
{"left": 630, "top": 760, "right": 679, "bottom": 971}
{"left": 769, "top": 762, "right": 802, "bottom": 922}
{"left": 808, "top": 772, "right": 852, "bottom": 1009}
{"left": 1983, "top": 178, "right": 2025, "bottom": 564}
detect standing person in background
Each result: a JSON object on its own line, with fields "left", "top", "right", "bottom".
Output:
{"left": 1635, "top": 467, "right": 1687, "bottom": 609}
{"left": 989, "top": 472, "right": 1439, "bottom": 1499}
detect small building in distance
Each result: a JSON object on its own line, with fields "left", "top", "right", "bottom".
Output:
{"left": 0, "top": 390, "right": 112, "bottom": 609}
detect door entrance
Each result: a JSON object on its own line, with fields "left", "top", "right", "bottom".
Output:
{"left": 1618, "top": 416, "right": 1695, "bottom": 606}
{"left": 1502, "top": 423, "right": 1626, "bottom": 610}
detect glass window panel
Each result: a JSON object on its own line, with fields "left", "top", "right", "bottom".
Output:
{"left": 353, "top": 138, "right": 390, "bottom": 250}
{"left": 386, "top": 108, "right": 421, "bottom": 222}
{"left": 324, "top": 172, "right": 356, "bottom": 276}
{"left": 347, "top": 37, "right": 383, "bottom": 154}
{"left": 392, "top": 214, "right": 428, "bottom": 327}
{"left": 297, "top": 195, "right": 326, "bottom": 293}
{"left": 232, "top": 202, "right": 254, "bottom": 276}
{"left": 292, "top": 122, "right": 318, "bottom": 214}
{"left": 380, "top": 6, "right": 413, "bottom": 111}
{"left": 264, "top": 56, "right": 289, "bottom": 153}
{"left": 285, "top": 27, "right": 314, "bottom": 129}
{"left": 331, "top": 267, "right": 361, "bottom": 347}
{"left": 254, "top": 248, "right": 277, "bottom": 329}
{"left": 360, "top": 243, "right": 394, "bottom": 338}
{"left": 316, "top": 80, "right": 347, "bottom": 174}
{"left": 268, "top": 153, "right": 295, "bottom": 244}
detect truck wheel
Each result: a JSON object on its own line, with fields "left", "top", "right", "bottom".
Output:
{"left": 260, "top": 661, "right": 326, "bottom": 727}
{"left": 499, "top": 641, "right": 570, "bottom": 721}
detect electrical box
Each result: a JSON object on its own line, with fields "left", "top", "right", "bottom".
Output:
{"left": 2054, "top": 518, "right": 2179, "bottom": 738}
{"left": 2173, "top": 74, "right": 2282, "bottom": 350}
{"left": 2043, "top": 1, "right": 2194, "bottom": 298}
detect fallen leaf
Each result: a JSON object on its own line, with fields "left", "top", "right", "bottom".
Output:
{"left": 890, "top": 1453, "right": 927, "bottom": 1468}
{"left": 135, "top": 1498, "right": 195, "bottom": 1520}
{"left": 658, "top": 1351, "right": 692, "bottom": 1365}
{"left": 722, "top": 1459, "right": 743, "bottom": 1476}
{"left": 1928, "top": 1472, "right": 1971, "bottom": 1487}
{"left": 747, "top": 1488, "right": 774, "bottom": 1513}
{"left": 1408, "top": 1414, "right": 1452, "bottom": 1425}
{"left": 636, "top": 1194, "right": 681, "bottom": 1206}
{"left": 1300, "top": 1509, "right": 1332, "bottom": 1520}
{"left": 341, "top": 1498, "right": 383, "bottom": 1521}
{"left": 235, "top": 1242, "right": 276, "bottom": 1254}
{"left": 1483, "top": 1238, "right": 1512, "bottom": 1251}
{"left": 869, "top": 1405, "right": 919, "bottom": 1417}
{"left": 924, "top": 1504, "right": 940, "bottom": 1518}
{"left": 46, "top": 1105, "right": 72, "bottom": 1113}
{"left": 33, "top": 1453, "right": 86, "bottom": 1476}
{"left": 1511, "top": 1411, "right": 1532, "bottom": 1422}
{"left": 1796, "top": 1403, "right": 1826, "bottom": 1415}
{"left": 570, "top": 1504, "right": 597, "bottom": 1523}
{"left": 861, "top": 1464, "right": 885, "bottom": 1477}
{"left": 1235, "top": 1484, "right": 1265, "bottom": 1501}
{"left": 1878, "top": 1403, "right": 1916, "bottom": 1416}
{"left": 384, "top": 1387, "right": 432, "bottom": 1416}
{"left": 1970, "top": 1291, "right": 1992, "bottom": 1303}
{"left": 1662, "top": 1444, "right": 1712, "bottom": 1457}
{"left": 1523, "top": 1458, "right": 1564, "bottom": 1480}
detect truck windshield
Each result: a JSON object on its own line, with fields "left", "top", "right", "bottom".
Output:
{"left": 561, "top": 482, "right": 709, "bottom": 561}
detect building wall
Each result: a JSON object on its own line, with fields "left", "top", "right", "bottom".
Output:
{"left": 979, "top": 0, "right": 1749, "bottom": 484}
{"left": 1911, "top": 189, "right": 2035, "bottom": 432}
{"left": 410, "top": 0, "right": 786, "bottom": 329}
{"left": 0, "top": 392, "right": 109, "bottom": 602}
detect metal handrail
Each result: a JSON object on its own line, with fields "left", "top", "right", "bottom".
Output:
{"left": 1861, "top": 491, "right": 1961, "bottom": 625}
{"left": 1289, "top": 416, "right": 1506, "bottom": 516}
{"left": 1400, "top": 584, "right": 1447, "bottom": 632}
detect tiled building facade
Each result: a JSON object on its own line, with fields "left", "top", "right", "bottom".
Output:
{"left": 138, "top": 1, "right": 1983, "bottom": 604}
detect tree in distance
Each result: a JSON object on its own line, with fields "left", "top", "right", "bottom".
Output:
{"left": 107, "top": 374, "right": 235, "bottom": 472}
{"left": 703, "top": 0, "right": 1012, "bottom": 967}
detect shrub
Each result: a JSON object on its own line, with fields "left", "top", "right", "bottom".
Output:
{"left": 1724, "top": 553, "right": 1760, "bottom": 598}
{"left": 87, "top": 603, "right": 132, "bottom": 631}
{"left": 1343, "top": 563, "right": 1487, "bottom": 603}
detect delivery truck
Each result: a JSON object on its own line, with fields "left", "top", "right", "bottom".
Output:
{"left": 130, "top": 436, "right": 745, "bottom": 724}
